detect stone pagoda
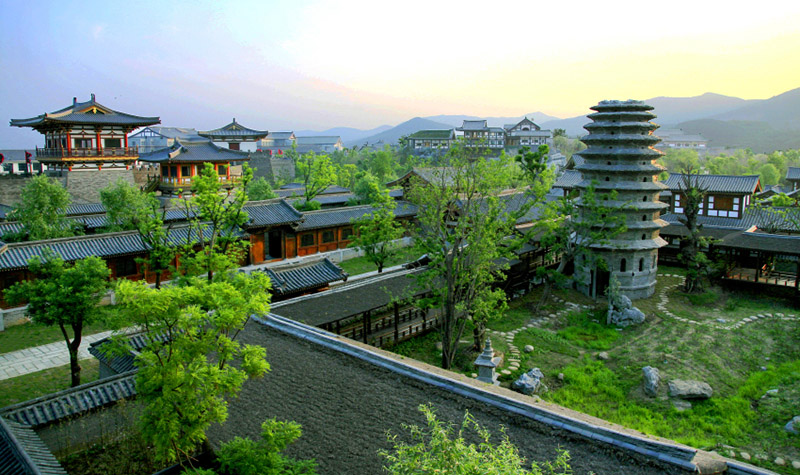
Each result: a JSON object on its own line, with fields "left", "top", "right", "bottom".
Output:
{"left": 573, "top": 100, "right": 668, "bottom": 300}
{"left": 198, "top": 119, "right": 268, "bottom": 150}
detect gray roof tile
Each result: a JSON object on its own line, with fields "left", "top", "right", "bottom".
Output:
{"left": 663, "top": 174, "right": 761, "bottom": 194}
{"left": 263, "top": 258, "right": 347, "bottom": 296}
{"left": 138, "top": 138, "right": 250, "bottom": 164}
{"left": 244, "top": 199, "right": 303, "bottom": 228}
{"left": 294, "top": 202, "right": 417, "bottom": 232}
{"left": 198, "top": 119, "right": 268, "bottom": 139}
{"left": 0, "top": 417, "right": 67, "bottom": 474}
{"left": 1, "top": 372, "right": 137, "bottom": 428}
{"left": 787, "top": 167, "right": 800, "bottom": 181}
{"left": 10, "top": 96, "right": 159, "bottom": 128}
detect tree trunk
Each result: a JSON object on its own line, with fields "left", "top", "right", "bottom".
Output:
{"left": 472, "top": 321, "right": 485, "bottom": 353}
{"left": 68, "top": 329, "right": 82, "bottom": 387}
{"left": 155, "top": 271, "right": 162, "bottom": 289}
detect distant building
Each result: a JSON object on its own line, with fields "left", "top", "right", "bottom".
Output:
{"left": 786, "top": 167, "right": 800, "bottom": 191}
{"left": 0, "top": 150, "right": 48, "bottom": 175}
{"left": 128, "top": 127, "right": 202, "bottom": 154}
{"left": 406, "top": 129, "right": 456, "bottom": 150}
{"left": 504, "top": 117, "right": 552, "bottom": 149}
{"left": 9, "top": 94, "right": 159, "bottom": 171}
{"left": 456, "top": 120, "right": 505, "bottom": 150}
{"left": 655, "top": 128, "right": 708, "bottom": 151}
{"left": 295, "top": 136, "right": 344, "bottom": 154}
{"left": 663, "top": 173, "right": 761, "bottom": 219}
{"left": 258, "top": 131, "right": 297, "bottom": 156}
{"left": 199, "top": 119, "right": 268, "bottom": 151}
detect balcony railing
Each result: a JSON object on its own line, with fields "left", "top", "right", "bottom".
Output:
{"left": 36, "top": 147, "right": 139, "bottom": 159}
{"left": 148, "top": 174, "right": 244, "bottom": 189}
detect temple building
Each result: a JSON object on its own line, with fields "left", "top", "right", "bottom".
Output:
{"left": 504, "top": 117, "right": 552, "bottom": 150}
{"left": 198, "top": 119, "right": 268, "bottom": 151}
{"left": 137, "top": 138, "right": 250, "bottom": 197}
{"left": 127, "top": 126, "right": 202, "bottom": 153}
{"left": 573, "top": 100, "right": 668, "bottom": 300}
{"left": 9, "top": 94, "right": 159, "bottom": 171}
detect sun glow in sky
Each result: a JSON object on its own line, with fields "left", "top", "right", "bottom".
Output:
{"left": 1, "top": 0, "right": 799, "bottom": 147}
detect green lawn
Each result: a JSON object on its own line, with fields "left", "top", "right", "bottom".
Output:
{"left": 388, "top": 266, "right": 800, "bottom": 474}
{"left": 338, "top": 246, "right": 421, "bottom": 276}
{"left": 0, "top": 359, "right": 100, "bottom": 408}
{"left": 0, "top": 320, "right": 114, "bottom": 355}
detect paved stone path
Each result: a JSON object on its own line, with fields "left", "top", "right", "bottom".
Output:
{"left": 0, "top": 330, "right": 117, "bottom": 381}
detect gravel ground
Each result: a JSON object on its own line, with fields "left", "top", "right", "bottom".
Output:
{"left": 208, "top": 322, "right": 678, "bottom": 475}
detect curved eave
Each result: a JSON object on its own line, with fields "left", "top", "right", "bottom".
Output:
{"left": 577, "top": 163, "right": 665, "bottom": 173}
{"left": 576, "top": 181, "right": 668, "bottom": 191}
{"left": 588, "top": 237, "right": 668, "bottom": 251}
{"left": 10, "top": 116, "right": 160, "bottom": 128}
{"left": 581, "top": 135, "right": 661, "bottom": 145}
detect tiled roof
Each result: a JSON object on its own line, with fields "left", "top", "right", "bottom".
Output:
{"left": 787, "top": 167, "right": 800, "bottom": 181}
{"left": 459, "top": 120, "right": 488, "bottom": 130}
{"left": 271, "top": 269, "right": 423, "bottom": 326}
{"left": 138, "top": 138, "right": 250, "bottom": 164}
{"left": 264, "top": 131, "right": 295, "bottom": 140}
{"left": 0, "top": 225, "right": 232, "bottom": 271}
{"left": 292, "top": 194, "right": 354, "bottom": 207}
{"left": 199, "top": 119, "right": 268, "bottom": 140}
{"left": 10, "top": 95, "right": 159, "bottom": 128}
{"left": 552, "top": 169, "right": 582, "bottom": 190}
{"left": 716, "top": 230, "right": 800, "bottom": 256}
{"left": 296, "top": 136, "right": 342, "bottom": 145}
{"left": 663, "top": 174, "right": 761, "bottom": 194}
{"left": 66, "top": 203, "right": 106, "bottom": 216}
{"left": 294, "top": 201, "right": 417, "bottom": 232}
{"left": 660, "top": 207, "right": 800, "bottom": 238}
{"left": 0, "top": 417, "right": 67, "bottom": 474}
{"left": 280, "top": 183, "right": 305, "bottom": 189}
{"left": 1, "top": 371, "right": 137, "bottom": 428}
{"left": 129, "top": 126, "right": 201, "bottom": 140}
{"left": 243, "top": 199, "right": 304, "bottom": 228}
{"left": 408, "top": 129, "right": 455, "bottom": 140}
{"left": 89, "top": 333, "right": 170, "bottom": 375}
{"left": 275, "top": 185, "right": 350, "bottom": 198}
{"left": 262, "top": 258, "right": 347, "bottom": 296}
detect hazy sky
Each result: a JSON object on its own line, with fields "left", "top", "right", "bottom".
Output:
{"left": 2, "top": 0, "right": 799, "bottom": 148}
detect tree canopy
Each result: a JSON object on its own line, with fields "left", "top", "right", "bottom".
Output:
{"left": 8, "top": 174, "right": 76, "bottom": 241}
{"left": 6, "top": 252, "right": 110, "bottom": 386}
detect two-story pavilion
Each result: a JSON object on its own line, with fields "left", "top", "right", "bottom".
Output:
{"left": 198, "top": 119, "right": 268, "bottom": 151}
{"left": 138, "top": 138, "right": 250, "bottom": 196}
{"left": 9, "top": 94, "right": 160, "bottom": 170}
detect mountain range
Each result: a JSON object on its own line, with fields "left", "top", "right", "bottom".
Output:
{"left": 300, "top": 87, "right": 800, "bottom": 153}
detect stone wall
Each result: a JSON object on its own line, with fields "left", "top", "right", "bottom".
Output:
{"left": 249, "top": 153, "right": 295, "bottom": 182}
{"left": 0, "top": 174, "right": 66, "bottom": 206}
{"left": 61, "top": 168, "right": 136, "bottom": 204}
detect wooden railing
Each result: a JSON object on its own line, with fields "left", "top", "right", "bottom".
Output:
{"left": 36, "top": 147, "right": 138, "bottom": 158}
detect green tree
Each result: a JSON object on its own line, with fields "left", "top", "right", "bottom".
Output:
{"left": 553, "top": 128, "right": 566, "bottom": 138}
{"left": 659, "top": 149, "right": 700, "bottom": 173}
{"left": 99, "top": 178, "right": 152, "bottom": 232}
{"left": 552, "top": 136, "right": 586, "bottom": 160}
{"left": 408, "top": 148, "right": 525, "bottom": 368}
{"left": 677, "top": 169, "right": 711, "bottom": 293}
{"left": 534, "top": 184, "right": 626, "bottom": 309}
{"left": 216, "top": 419, "right": 317, "bottom": 475}
{"left": 349, "top": 191, "right": 403, "bottom": 273}
{"left": 180, "top": 162, "right": 252, "bottom": 281}
{"left": 113, "top": 271, "right": 272, "bottom": 467}
{"left": 246, "top": 177, "right": 278, "bottom": 201}
{"left": 9, "top": 174, "right": 75, "bottom": 240}
{"left": 352, "top": 172, "right": 384, "bottom": 205}
{"left": 380, "top": 404, "right": 571, "bottom": 475}
{"left": 296, "top": 152, "right": 337, "bottom": 203}
{"left": 758, "top": 163, "right": 780, "bottom": 185}
{"left": 6, "top": 252, "right": 110, "bottom": 386}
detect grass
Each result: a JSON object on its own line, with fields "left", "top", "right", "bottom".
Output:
{"left": 0, "top": 320, "right": 114, "bottom": 355}
{"left": 338, "top": 246, "right": 420, "bottom": 276}
{"left": 0, "top": 359, "right": 100, "bottom": 408}
{"left": 388, "top": 265, "right": 800, "bottom": 473}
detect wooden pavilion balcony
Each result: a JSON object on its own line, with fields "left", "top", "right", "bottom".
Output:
{"left": 146, "top": 173, "right": 244, "bottom": 191}
{"left": 36, "top": 147, "right": 139, "bottom": 161}
{"left": 724, "top": 267, "right": 798, "bottom": 289}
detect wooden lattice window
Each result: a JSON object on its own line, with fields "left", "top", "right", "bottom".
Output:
{"left": 300, "top": 233, "right": 315, "bottom": 247}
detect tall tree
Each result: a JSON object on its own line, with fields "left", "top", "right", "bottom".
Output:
{"left": 296, "top": 152, "right": 337, "bottom": 204}
{"left": 6, "top": 252, "right": 110, "bottom": 386}
{"left": 99, "top": 178, "right": 152, "bottom": 232}
{"left": 246, "top": 177, "right": 278, "bottom": 201}
{"left": 113, "top": 271, "right": 271, "bottom": 468}
{"left": 180, "top": 162, "right": 252, "bottom": 281}
{"left": 408, "top": 148, "right": 524, "bottom": 368}
{"left": 10, "top": 174, "right": 75, "bottom": 240}
{"left": 348, "top": 191, "right": 404, "bottom": 273}
{"left": 677, "top": 168, "right": 710, "bottom": 293}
